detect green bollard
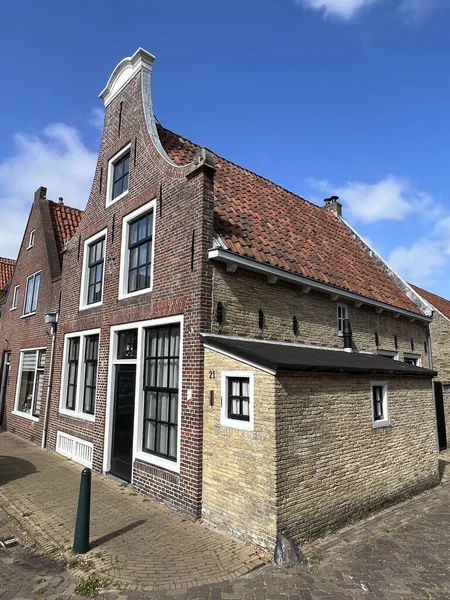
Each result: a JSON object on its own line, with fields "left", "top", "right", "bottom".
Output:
{"left": 73, "top": 468, "right": 91, "bottom": 555}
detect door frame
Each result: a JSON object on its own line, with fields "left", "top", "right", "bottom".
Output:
{"left": 103, "top": 315, "right": 184, "bottom": 480}
{"left": 110, "top": 363, "right": 137, "bottom": 482}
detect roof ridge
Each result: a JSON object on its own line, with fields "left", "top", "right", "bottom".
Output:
{"left": 47, "top": 199, "right": 84, "bottom": 215}
{"left": 0, "top": 257, "right": 16, "bottom": 263}
{"left": 158, "top": 125, "right": 323, "bottom": 212}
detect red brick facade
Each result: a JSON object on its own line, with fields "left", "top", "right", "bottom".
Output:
{"left": 46, "top": 59, "right": 215, "bottom": 517}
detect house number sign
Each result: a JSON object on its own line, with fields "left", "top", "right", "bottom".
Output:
{"left": 209, "top": 370, "right": 216, "bottom": 379}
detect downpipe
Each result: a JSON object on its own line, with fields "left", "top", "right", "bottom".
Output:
{"left": 41, "top": 322, "right": 57, "bottom": 449}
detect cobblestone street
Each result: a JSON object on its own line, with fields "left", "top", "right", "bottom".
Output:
{"left": 2, "top": 431, "right": 450, "bottom": 598}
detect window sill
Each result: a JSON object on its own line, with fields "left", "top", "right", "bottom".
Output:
{"left": 135, "top": 451, "right": 180, "bottom": 474}
{"left": 27, "top": 245, "right": 34, "bottom": 250}
{"left": 58, "top": 408, "right": 96, "bottom": 423}
{"left": 106, "top": 190, "right": 128, "bottom": 208}
{"left": 10, "top": 307, "right": 17, "bottom": 312}
{"left": 220, "top": 418, "right": 254, "bottom": 432}
{"left": 21, "top": 312, "right": 36, "bottom": 319}
{"left": 11, "top": 410, "right": 39, "bottom": 422}
{"left": 118, "top": 286, "right": 153, "bottom": 301}
{"left": 372, "top": 421, "right": 391, "bottom": 430}
{"left": 79, "top": 301, "right": 103, "bottom": 312}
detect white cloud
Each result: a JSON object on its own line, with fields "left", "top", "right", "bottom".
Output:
{"left": 388, "top": 239, "right": 447, "bottom": 280}
{"left": 89, "top": 107, "right": 105, "bottom": 131}
{"left": 0, "top": 123, "right": 97, "bottom": 259}
{"left": 295, "top": 0, "right": 377, "bottom": 19}
{"left": 296, "top": 0, "right": 432, "bottom": 20}
{"left": 307, "top": 175, "right": 441, "bottom": 224}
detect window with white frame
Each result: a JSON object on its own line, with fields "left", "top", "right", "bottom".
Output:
{"left": 106, "top": 144, "right": 131, "bottom": 206}
{"left": 23, "top": 271, "right": 40, "bottom": 315}
{"left": 403, "top": 353, "right": 421, "bottom": 366}
{"left": 337, "top": 304, "right": 348, "bottom": 336}
{"left": 79, "top": 230, "right": 106, "bottom": 309}
{"left": 15, "top": 349, "right": 46, "bottom": 418}
{"left": 61, "top": 331, "right": 100, "bottom": 419}
{"left": 377, "top": 349, "right": 398, "bottom": 360}
{"left": 28, "top": 230, "right": 35, "bottom": 249}
{"left": 371, "top": 381, "right": 389, "bottom": 428}
{"left": 118, "top": 200, "right": 155, "bottom": 299}
{"left": 220, "top": 371, "right": 254, "bottom": 431}
{"left": 142, "top": 324, "right": 180, "bottom": 461}
{"left": 11, "top": 285, "right": 19, "bottom": 310}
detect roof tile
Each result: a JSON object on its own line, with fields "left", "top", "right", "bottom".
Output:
{"left": 410, "top": 284, "right": 450, "bottom": 321}
{"left": 0, "top": 257, "right": 16, "bottom": 290}
{"left": 48, "top": 201, "right": 84, "bottom": 255}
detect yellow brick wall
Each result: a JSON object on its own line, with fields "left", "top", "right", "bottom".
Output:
{"left": 429, "top": 311, "right": 450, "bottom": 441}
{"left": 276, "top": 373, "right": 440, "bottom": 544}
{"left": 212, "top": 264, "right": 430, "bottom": 368}
{"left": 202, "top": 349, "right": 277, "bottom": 551}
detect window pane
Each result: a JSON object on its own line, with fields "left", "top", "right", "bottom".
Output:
{"left": 170, "top": 328, "right": 180, "bottom": 356}
{"left": 31, "top": 273, "right": 40, "bottom": 312}
{"left": 158, "top": 330, "right": 170, "bottom": 356}
{"left": 130, "top": 221, "right": 138, "bottom": 245}
{"left": 231, "top": 380, "right": 240, "bottom": 395}
{"left": 114, "top": 160, "right": 124, "bottom": 179}
{"left": 157, "top": 358, "right": 169, "bottom": 388}
{"left": 145, "top": 391, "right": 157, "bottom": 419}
{"left": 242, "top": 399, "right": 249, "bottom": 416}
{"left": 157, "top": 424, "right": 168, "bottom": 455}
{"left": 158, "top": 392, "right": 170, "bottom": 421}
{"left": 122, "top": 173, "right": 129, "bottom": 193}
{"left": 117, "top": 330, "right": 137, "bottom": 359}
{"left": 138, "top": 217, "right": 147, "bottom": 241}
{"left": 33, "top": 371, "right": 44, "bottom": 417}
{"left": 128, "top": 269, "right": 137, "bottom": 293}
{"left": 113, "top": 180, "right": 122, "bottom": 199}
{"left": 129, "top": 247, "right": 139, "bottom": 269}
{"left": 18, "top": 370, "right": 35, "bottom": 413}
{"left": 168, "top": 358, "right": 179, "bottom": 389}
{"left": 144, "top": 421, "right": 156, "bottom": 452}
{"left": 170, "top": 394, "right": 178, "bottom": 424}
{"left": 169, "top": 427, "right": 177, "bottom": 459}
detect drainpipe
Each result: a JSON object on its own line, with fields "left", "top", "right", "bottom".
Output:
{"left": 343, "top": 318, "right": 353, "bottom": 353}
{"left": 427, "top": 321, "right": 441, "bottom": 454}
{"left": 42, "top": 315, "right": 58, "bottom": 449}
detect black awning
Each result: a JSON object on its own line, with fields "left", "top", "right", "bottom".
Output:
{"left": 202, "top": 335, "right": 437, "bottom": 377}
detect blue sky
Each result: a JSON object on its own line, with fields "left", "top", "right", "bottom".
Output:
{"left": 1, "top": 0, "right": 450, "bottom": 297}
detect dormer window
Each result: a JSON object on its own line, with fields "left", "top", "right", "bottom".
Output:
{"left": 28, "top": 230, "right": 35, "bottom": 249}
{"left": 106, "top": 144, "right": 131, "bottom": 206}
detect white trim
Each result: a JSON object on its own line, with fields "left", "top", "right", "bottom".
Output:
{"left": 371, "top": 381, "right": 389, "bottom": 429}
{"left": 220, "top": 371, "right": 255, "bottom": 431}
{"left": 79, "top": 228, "right": 107, "bottom": 311}
{"left": 104, "top": 315, "right": 183, "bottom": 478}
{"left": 118, "top": 199, "right": 156, "bottom": 300}
{"left": 377, "top": 349, "right": 399, "bottom": 360}
{"left": 56, "top": 431, "right": 93, "bottom": 468}
{"left": 10, "top": 285, "right": 19, "bottom": 311}
{"left": 106, "top": 144, "right": 131, "bottom": 208}
{"left": 99, "top": 48, "right": 155, "bottom": 107}
{"left": 27, "top": 229, "right": 35, "bottom": 249}
{"left": 13, "top": 348, "right": 47, "bottom": 420}
{"left": 403, "top": 352, "right": 422, "bottom": 367}
{"left": 59, "top": 329, "right": 101, "bottom": 422}
{"left": 337, "top": 303, "right": 348, "bottom": 337}
{"left": 208, "top": 248, "right": 431, "bottom": 323}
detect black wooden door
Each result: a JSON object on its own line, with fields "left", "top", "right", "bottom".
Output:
{"left": 111, "top": 364, "right": 136, "bottom": 482}
{"left": 434, "top": 381, "right": 447, "bottom": 451}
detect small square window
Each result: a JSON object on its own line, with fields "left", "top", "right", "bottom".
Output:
{"left": 11, "top": 285, "right": 19, "bottom": 310}
{"left": 371, "top": 382, "right": 389, "bottom": 428}
{"left": 404, "top": 353, "right": 421, "bottom": 366}
{"left": 337, "top": 304, "right": 348, "bottom": 336}
{"left": 220, "top": 371, "right": 254, "bottom": 431}
{"left": 28, "top": 230, "right": 35, "bottom": 249}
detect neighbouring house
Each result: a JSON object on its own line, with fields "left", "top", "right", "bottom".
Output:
{"left": 3, "top": 49, "right": 440, "bottom": 553}
{"left": 0, "top": 187, "right": 83, "bottom": 445}
{"left": 410, "top": 283, "right": 450, "bottom": 451}
{"left": 0, "top": 257, "right": 16, "bottom": 315}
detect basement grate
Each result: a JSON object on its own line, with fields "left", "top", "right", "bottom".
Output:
{"left": 0, "top": 537, "right": 19, "bottom": 549}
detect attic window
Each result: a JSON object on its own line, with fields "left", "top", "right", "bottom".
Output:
{"left": 337, "top": 304, "right": 348, "bottom": 337}
{"left": 28, "top": 230, "right": 35, "bottom": 249}
{"left": 106, "top": 144, "right": 131, "bottom": 206}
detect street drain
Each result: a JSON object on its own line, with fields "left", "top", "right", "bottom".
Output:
{"left": 0, "top": 538, "right": 19, "bottom": 549}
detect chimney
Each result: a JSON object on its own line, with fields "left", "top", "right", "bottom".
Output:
{"left": 323, "top": 196, "right": 342, "bottom": 218}
{"left": 58, "top": 197, "right": 64, "bottom": 204}
{"left": 34, "top": 186, "right": 47, "bottom": 202}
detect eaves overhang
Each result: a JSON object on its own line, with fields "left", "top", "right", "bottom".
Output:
{"left": 208, "top": 248, "right": 432, "bottom": 323}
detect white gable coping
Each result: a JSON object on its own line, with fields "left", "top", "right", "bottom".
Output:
{"left": 99, "top": 48, "right": 155, "bottom": 107}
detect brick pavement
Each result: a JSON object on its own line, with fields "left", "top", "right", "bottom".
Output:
{"left": 3, "top": 430, "right": 450, "bottom": 599}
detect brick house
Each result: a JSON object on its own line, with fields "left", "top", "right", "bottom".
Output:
{"left": 26, "top": 48, "right": 439, "bottom": 552}
{"left": 410, "top": 283, "right": 450, "bottom": 451}
{"left": 0, "top": 187, "right": 82, "bottom": 445}
{"left": 0, "top": 257, "right": 16, "bottom": 314}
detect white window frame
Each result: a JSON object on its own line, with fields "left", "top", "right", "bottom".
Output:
{"left": 118, "top": 199, "right": 156, "bottom": 300}
{"left": 59, "top": 329, "right": 101, "bottom": 422}
{"left": 337, "top": 303, "right": 349, "bottom": 337}
{"left": 12, "top": 347, "right": 46, "bottom": 422}
{"left": 377, "top": 349, "right": 398, "bottom": 360}
{"left": 10, "top": 285, "right": 19, "bottom": 311}
{"left": 79, "top": 228, "right": 107, "bottom": 311}
{"left": 220, "top": 371, "right": 255, "bottom": 432}
{"left": 106, "top": 143, "right": 131, "bottom": 207}
{"left": 22, "top": 271, "right": 41, "bottom": 317}
{"left": 371, "top": 381, "right": 389, "bottom": 429}
{"left": 403, "top": 352, "right": 422, "bottom": 366}
{"left": 27, "top": 229, "right": 35, "bottom": 249}
{"left": 104, "top": 315, "right": 183, "bottom": 478}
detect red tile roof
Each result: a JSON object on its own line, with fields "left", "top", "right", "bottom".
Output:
{"left": 157, "top": 125, "right": 422, "bottom": 315}
{"left": 0, "top": 257, "right": 16, "bottom": 290}
{"left": 410, "top": 284, "right": 450, "bottom": 321}
{"left": 48, "top": 201, "right": 84, "bottom": 254}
